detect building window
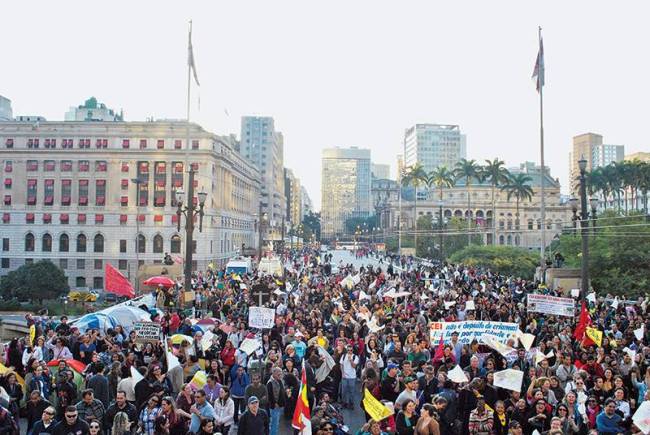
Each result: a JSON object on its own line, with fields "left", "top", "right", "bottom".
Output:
{"left": 77, "top": 234, "right": 87, "bottom": 252}
{"left": 499, "top": 235, "right": 505, "bottom": 245}
{"left": 78, "top": 214, "right": 86, "bottom": 225}
{"left": 118, "top": 259, "right": 127, "bottom": 270}
{"left": 27, "top": 179, "right": 37, "bottom": 205}
{"left": 59, "top": 259, "right": 68, "bottom": 269}
{"left": 2, "top": 238, "right": 8, "bottom": 251}
{"left": 25, "top": 233, "right": 35, "bottom": 252}
{"left": 2, "top": 213, "right": 9, "bottom": 224}
{"left": 3, "top": 195, "right": 10, "bottom": 206}
{"left": 42, "top": 234, "right": 52, "bottom": 252}
{"left": 121, "top": 179, "right": 129, "bottom": 190}
{"left": 3, "top": 178, "right": 11, "bottom": 189}
{"left": 95, "top": 180, "right": 106, "bottom": 206}
{"left": 154, "top": 161, "right": 166, "bottom": 207}
{"left": 171, "top": 235, "right": 181, "bottom": 253}
{"left": 60, "top": 214, "right": 69, "bottom": 224}
{"left": 79, "top": 160, "right": 90, "bottom": 172}
{"left": 94, "top": 259, "right": 103, "bottom": 270}
{"left": 25, "top": 259, "right": 33, "bottom": 265}
{"left": 119, "top": 239, "right": 127, "bottom": 253}
{"left": 26, "top": 160, "right": 38, "bottom": 171}
{"left": 153, "top": 234, "right": 163, "bottom": 253}
{"left": 4, "top": 138, "right": 13, "bottom": 148}
{"left": 192, "top": 140, "right": 199, "bottom": 150}
{"left": 94, "top": 234, "right": 104, "bottom": 253}
{"left": 174, "top": 140, "right": 182, "bottom": 149}
{"left": 1, "top": 258, "right": 8, "bottom": 269}
{"left": 140, "top": 139, "right": 147, "bottom": 149}
{"left": 157, "top": 139, "right": 165, "bottom": 149}
{"left": 79, "top": 180, "right": 89, "bottom": 205}
{"left": 44, "top": 179, "right": 54, "bottom": 206}
{"left": 77, "top": 259, "right": 85, "bottom": 270}
{"left": 76, "top": 277, "right": 86, "bottom": 287}
{"left": 95, "top": 161, "right": 107, "bottom": 172}
{"left": 137, "top": 234, "right": 146, "bottom": 253}
{"left": 26, "top": 213, "right": 35, "bottom": 224}
{"left": 44, "top": 160, "right": 56, "bottom": 171}
{"left": 43, "top": 213, "right": 52, "bottom": 224}
{"left": 61, "top": 180, "right": 72, "bottom": 205}
{"left": 4, "top": 161, "right": 12, "bottom": 172}
{"left": 527, "top": 220, "right": 534, "bottom": 230}
{"left": 59, "top": 234, "right": 69, "bottom": 252}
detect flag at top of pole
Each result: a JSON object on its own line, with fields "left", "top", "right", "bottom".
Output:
{"left": 532, "top": 30, "right": 544, "bottom": 92}
{"left": 292, "top": 361, "right": 312, "bottom": 435}
{"left": 188, "top": 21, "right": 200, "bottom": 86}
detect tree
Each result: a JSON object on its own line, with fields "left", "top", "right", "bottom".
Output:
{"left": 427, "top": 166, "right": 455, "bottom": 257}
{"left": 482, "top": 159, "right": 510, "bottom": 244}
{"left": 454, "top": 159, "right": 483, "bottom": 246}
{"left": 402, "top": 164, "right": 428, "bottom": 254}
{"left": 344, "top": 215, "right": 379, "bottom": 236}
{"left": 301, "top": 211, "right": 321, "bottom": 241}
{"left": 0, "top": 260, "right": 69, "bottom": 304}
{"left": 449, "top": 245, "right": 539, "bottom": 279}
{"left": 500, "top": 173, "right": 534, "bottom": 230}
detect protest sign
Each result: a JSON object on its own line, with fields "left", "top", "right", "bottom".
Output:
{"left": 248, "top": 306, "right": 275, "bottom": 329}
{"left": 363, "top": 389, "right": 393, "bottom": 421}
{"left": 201, "top": 330, "right": 215, "bottom": 352}
{"left": 586, "top": 327, "right": 603, "bottom": 346}
{"left": 465, "top": 300, "right": 475, "bottom": 310}
{"left": 493, "top": 369, "right": 524, "bottom": 392}
{"left": 571, "top": 288, "right": 580, "bottom": 298}
{"left": 430, "top": 321, "right": 518, "bottom": 345}
{"left": 448, "top": 365, "right": 469, "bottom": 383}
{"left": 483, "top": 334, "right": 514, "bottom": 357}
{"left": 130, "top": 366, "right": 144, "bottom": 383}
{"left": 527, "top": 294, "right": 575, "bottom": 317}
{"left": 239, "top": 338, "right": 261, "bottom": 355}
{"left": 633, "top": 400, "right": 650, "bottom": 434}
{"left": 635, "top": 325, "right": 645, "bottom": 341}
{"left": 516, "top": 331, "right": 536, "bottom": 351}
{"left": 134, "top": 322, "right": 161, "bottom": 343}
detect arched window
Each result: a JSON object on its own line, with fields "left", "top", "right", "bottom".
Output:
{"left": 507, "top": 220, "right": 513, "bottom": 230}
{"left": 171, "top": 235, "right": 181, "bottom": 253}
{"left": 499, "top": 235, "right": 505, "bottom": 245}
{"left": 137, "top": 234, "right": 146, "bottom": 253}
{"left": 153, "top": 234, "right": 163, "bottom": 253}
{"left": 527, "top": 219, "right": 534, "bottom": 230}
{"left": 42, "top": 234, "right": 52, "bottom": 252}
{"left": 94, "top": 234, "right": 104, "bottom": 253}
{"left": 515, "top": 235, "right": 520, "bottom": 246}
{"left": 60, "top": 234, "right": 69, "bottom": 252}
{"left": 25, "top": 233, "right": 35, "bottom": 252}
{"left": 77, "top": 234, "right": 87, "bottom": 252}
{"left": 507, "top": 235, "right": 512, "bottom": 245}
{"left": 499, "top": 220, "right": 505, "bottom": 230}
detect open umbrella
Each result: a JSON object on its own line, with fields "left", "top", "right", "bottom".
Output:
{"left": 102, "top": 305, "right": 152, "bottom": 332}
{"left": 47, "top": 360, "right": 85, "bottom": 390}
{"left": 170, "top": 334, "right": 193, "bottom": 345}
{"left": 72, "top": 312, "right": 118, "bottom": 333}
{"left": 143, "top": 276, "right": 175, "bottom": 288}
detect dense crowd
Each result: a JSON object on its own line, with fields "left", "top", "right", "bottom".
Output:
{"left": 0, "top": 247, "right": 649, "bottom": 435}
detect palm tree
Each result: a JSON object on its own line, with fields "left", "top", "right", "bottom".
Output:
{"left": 500, "top": 173, "right": 534, "bottom": 231}
{"left": 482, "top": 159, "right": 510, "bottom": 244}
{"left": 586, "top": 167, "right": 609, "bottom": 209}
{"left": 402, "top": 163, "right": 428, "bottom": 253}
{"left": 428, "top": 166, "right": 455, "bottom": 258}
{"left": 603, "top": 164, "right": 623, "bottom": 213}
{"left": 454, "top": 158, "right": 483, "bottom": 246}
{"left": 639, "top": 162, "right": 650, "bottom": 214}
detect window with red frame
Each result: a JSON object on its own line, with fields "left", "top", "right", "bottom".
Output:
{"left": 95, "top": 161, "right": 107, "bottom": 172}
{"left": 79, "top": 180, "right": 89, "bottom": 206}
{"left": 79, "top": 160, "right": 90, "bottom": 172}
{"left": 120, "top": 196, "right": 128, "bottom": 206}
{"left": 192, "top": 140, "right": 199, "bottom": 149}
{"left": 26, "top": 160, "right": 38, "bottom": 171}
{"left": 44, "top": 179, "right": 54, "bottom": 206}
{"left": 61, "top": 160, "right": 72, "bottom": 171}
{"left": 61, "top": 180, "right": 71, "bottom": 205}
{"left": 95, "top": 180, "right": 106, "bottom": 206}
{"left": 27, "top": 179, "right": 37, "bottom": 205}
{"left": 43, "top": 213, "right": 52, "bottom": 224}
{"left": 60, "top": 214, "right": 69, "bottom": 224}
{"left": 2, "top": 213, "right": 10, "bottom": 223}
{"left": 121, "top": 179, "right": 128, "bottom": 190}
{"left": 78, "top": 214, "right": 86, "bottom": 224}
{"left": 119, "top": 214, "right": 128, "bottom": 224}
{"left": 121, "top": 162, "right": 129, "bottom": 172}
{"left": 174, "top": 139, "right": 182, "bottom": 149}
{"left": 122, "top": 139, "right": 130, "bottom": 149}
{"left": 44, "top": 160, "right": 55, "bottom": 171}
{"left": 5, "top": 139, "right": 13, "bottom": 148}
{"left": 154, "top": 215, "right": 163, "bottom": 223}
{"left": 4, "top": 179, "right": 11, "bottom": 189}
{"left": 138, "top": 214, "right": 145, "bottom": 222}
{"left": 154, "top": 161, "right": 166, "bottom": 207}
{"left": 26, "top": 213, "right": 35, "bottom": 224}
{"left": 157, "top": 139, "right": 164, "bottom": 149}
{"left": 191, "top": 162, "right": 199, "bottom": 171}
{"left": 171, "top": 214, "right": 179, "bottom": 224}
{"left": 4, "top": 161, "right": 12, "bottom": 173}
{"left": 3, "top": 195, "right": 11, "bottom": 206}
{"left": 139, "top": 139, "right": 147, "bottom": 149}
{"left": 95, "top": 214, "right": 104, "bottom": 224}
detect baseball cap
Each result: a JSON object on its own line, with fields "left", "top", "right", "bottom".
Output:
{"left": 404, "top": 376, "right": 416, "bottom": 383}
{"left": 248, "top": 396, "right": 259, "bottom": 404}
{"left": 387, "top": 363, "right": 399, "bottom": 371}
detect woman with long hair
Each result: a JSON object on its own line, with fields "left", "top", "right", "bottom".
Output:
{"left": 414, "top": 403, "right": 440, "bottom": 435}
{"left": 161, "top": 396, "right": 187, "bottom": 435}
{"left": 111, "top": 411, "right": 132, "bottom": 435}
{"left": 395, "top": 399, "right": 418, "bottom": 435}
{"left": 175, "top": 383, "right": 195, "bottom": 416}
{"left": 214, "top": 386, "right": 234, "bottom": 435}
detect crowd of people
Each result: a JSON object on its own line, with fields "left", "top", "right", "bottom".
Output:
{"left": 0, "top": 247, "right": 648, "bottom": 435}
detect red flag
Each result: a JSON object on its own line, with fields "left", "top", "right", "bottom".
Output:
{"left": 105, "top": 263, "right": 135, "bottom": 298}
{"left": 532, "top": 31, "right": 545, "bottom": 92}
{"left": 432, "top": 335, "right": 445, "bottom": 361}
{"left": 574, "top": 301, "right": 592, "bottom": 341}
{"left": 292, "top": 361, "right": 312, "bottom": 434}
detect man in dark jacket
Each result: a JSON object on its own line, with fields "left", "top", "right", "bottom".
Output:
{"left": 29, "top": 406, "right": 56, "bottom": 435}
{"left": 51, "top": 405, "right": 90, "bottom": 435}
{"left": 86, "top": 363, "right": 109, "bottom": 409}
{"left": 25, "top": 390, "right": 52, "bottom": 433}
{"left": 238, "top": 396, "right": 269, "bottom": 435}
{"left": 266, "top": 367, "right": 288, "bottom": 435}
{"left": 104, "top": 391, "right": 138, "bottom": 430}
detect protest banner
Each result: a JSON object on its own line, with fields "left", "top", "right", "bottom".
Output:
{"left": 429, "top": 321, "right": 518, "bottom": 345}
{"left": 239, "top": 338, "right": 261, "bottom": 355}
{"left": 362, "top": 389, "right": 393, "bottom": 421}
{"left": 248, "top": 306, "right": 276, "bottom": 329}
{"left": 633, "top": 400, "right": 650, "bottom": 434}
{"left": 493, "top": 369, "right": 524, "bottom": 392}
{"left": 134, "top": 322, "right": 161, "bottom": 343}
{"left": 527, "top": 294, "right": 575, "bottom": 317}
{"left": 448, "top": 365, "right": 469, "bottom": 383}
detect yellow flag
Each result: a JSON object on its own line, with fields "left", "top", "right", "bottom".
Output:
{"left": 207, "top": 262, "right": 214, "bottom": 270}
{"left": 29, "top": 325, "right": 35, "bottom": 345}
{"left": 586, "top": 327, "right": 603, "bottom": 346}
{"left": 362, "top": 388, "right": 393, "bottom": 421}
{"left": 0, "top": 363, "right": 25, "bottom": 387}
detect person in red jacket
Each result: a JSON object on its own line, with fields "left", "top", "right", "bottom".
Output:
{"left": 220, "top": 340, "right": 237, "bottom": 371}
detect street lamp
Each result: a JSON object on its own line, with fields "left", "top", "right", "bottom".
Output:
{"left": 255, "top": 208, "right": 268, "bottom": 261}
{"left": 175, "top": 168, "right": 207, "bottom": 296}
{"left": 569, "top": 197, "right": 579, "bottom": 236}
{"left": 132, "top": 177, "right": 145, "bottom": 294}
{"left": 437, "top": 200, "right": 444, "bottom": 260}
{"left": 577, "top": 157, "right": 591, "bottom": 302}
{"left": 590, "top": 197, "right": 599, "bottom": 234}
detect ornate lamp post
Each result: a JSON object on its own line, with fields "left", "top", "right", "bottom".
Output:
{"left": 590, "top": 197, "right": 599, "bottom": 234}
{"left": 577, "top": 157, "right": 590, "bottom": 302}
{"left": 175, "top": 169, "right": 207, "bottom": 295}
{"left": 569, "top": 197, "right": 579, "bottom": 237}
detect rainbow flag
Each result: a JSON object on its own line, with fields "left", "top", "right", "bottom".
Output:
{"left": 291, "top": 361, "right": 311, "bottom": 435}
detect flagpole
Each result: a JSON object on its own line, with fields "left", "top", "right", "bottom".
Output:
{"left": 538, "top": 26, "right": 547, "bottom": 282}
{"left": 183, "top": 20, "right": 192, "bottom": 287}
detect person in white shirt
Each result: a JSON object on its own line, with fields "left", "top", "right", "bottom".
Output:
{"left": 339, "top": 346, "right": 358, "bottom": 409}
{"left": 395, "top": 376, "right": 419, "bottom": 410}
{"left": 214, "top": 385, "right": 235, "bottom": 435}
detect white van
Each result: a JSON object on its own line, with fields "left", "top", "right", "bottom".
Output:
{"left": 259, "top": 257, "right": 283, "bottom": 276}
{"left": 226, "top": 257, "right": 253, "bottom": 275}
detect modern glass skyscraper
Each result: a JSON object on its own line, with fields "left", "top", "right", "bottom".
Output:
{"left": 403, "top": 124, "right": 465, "bottom": 173}
{"left": 321, "top": 147, "right": 371, "bottom": 240}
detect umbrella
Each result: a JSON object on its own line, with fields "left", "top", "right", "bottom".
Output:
{"left": 170, "top": 334, "right": 193, "bottom": 345}
{"left": 73, "top": 313, "right": 118, "bottom": 333}
{"left": 47, "top": 359, "right": 86, "bottom": 374}
{"left": 102, "top": 305, "right": 152, "bottom": 332}
{"left": 48, "top": 361, "right": 85, "bottom": 390}
{"left": 143, "top": 276, "right": 175, "bottom": 288}
{"left": 196, "top": 318, "right": 216, "bottom": 326}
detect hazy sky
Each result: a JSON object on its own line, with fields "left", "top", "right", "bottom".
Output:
{"left": 2, "top": 1, "right": 649, "bottom": 211}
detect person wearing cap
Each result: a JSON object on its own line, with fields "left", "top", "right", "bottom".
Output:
{"left": 189, "top": 390, "right": 216, "bottom": 434}
{"left": 395, "top": 376, "right": 419, "bottom": 411}
{"left": 380, "top": 363, "right": 402, "bottom": 403}
{"left": 237, "top": 396, "right": 269, "bottom": 435}
{"left": 340, "top": 346, "right": 359, "bottom": 409}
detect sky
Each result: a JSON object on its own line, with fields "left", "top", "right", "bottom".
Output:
{"left": 2, "top": 1, "right": 649, "bottom": 211}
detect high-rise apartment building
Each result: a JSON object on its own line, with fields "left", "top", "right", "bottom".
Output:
{"left": 396, "top": 154, "right": 405, "bottom": 182}
{"left": 371, "top": 163, "right": 390, "bottom": 180}
{"left": 300, "top": 186, "right": 313, "bottom": 218}
{"left": 570, "top": 133, "right": 624, "bottom": 194}
{"left": 0, "top": 96, "right": 12, "bottom": 122}
{"left": 284, "top": 168, "right": 302, "bottom": 227}
{"left": 0, "top": 103, "right": 260, "bottom": 289}
{"left": 321, "top": 147, "right": 371, "bottom": 240}
{"left": 240, "top": 116, "right": 286, "bottom": 240}
{"left": 403, "top": 124, "right": 465, "bottom": 173}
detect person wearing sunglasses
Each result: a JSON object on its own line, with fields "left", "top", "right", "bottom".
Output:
{"left": 88, "top": 421, "right": 102, "bottom": 435}
{"left": 138, "top": 395, "right": 162, "bottom": 435}
{"left": 50, "top": 405, "right": 90, "bottom": 435}
{"left": 29, "top": 406, "right": 56, "bottom": 435}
